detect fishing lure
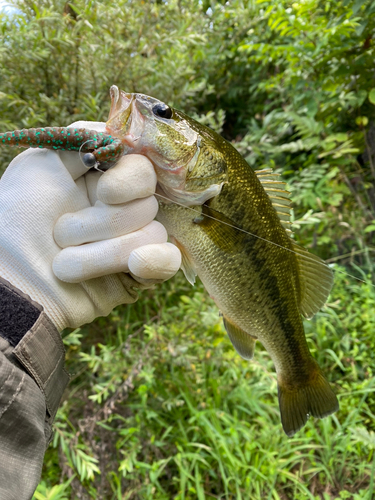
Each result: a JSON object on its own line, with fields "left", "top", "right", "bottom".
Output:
{"left": 0, "top": 127, "right": 125, "bottom": 170}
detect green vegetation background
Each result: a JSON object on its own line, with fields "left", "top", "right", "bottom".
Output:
{"left": 1, "top": 0, "right": 375, "bottom": 498}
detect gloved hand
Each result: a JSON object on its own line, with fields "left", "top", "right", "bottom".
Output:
{"left": 0, "top": 121, "right": 181, "bottom": 331}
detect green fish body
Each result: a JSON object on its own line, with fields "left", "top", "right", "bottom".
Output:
{"left": 105, "top": 86, "right": 338, "bottom": 436}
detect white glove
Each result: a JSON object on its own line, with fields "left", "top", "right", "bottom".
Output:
{"left": 0, "top": 121, "right": 181, "bottom": 331}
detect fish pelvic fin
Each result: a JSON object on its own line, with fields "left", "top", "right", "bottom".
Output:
{"left": 277, "top": 365, "right": 339, "bottom": 437}
{"left": 222, "top": 315, "right": 257, "bottom": 360}
{"left": 169, "top": 236, "right": 197, "bottom": 285}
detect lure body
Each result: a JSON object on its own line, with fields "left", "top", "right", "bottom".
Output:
{"left": 0, "top": 127, "right": 125, "bottom": 168}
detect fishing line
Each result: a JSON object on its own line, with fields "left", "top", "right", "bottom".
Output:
{"left": 154, "top": 192, "right": 375, "bottom": 289}
{"left": 79, "top": 140, "right": 95, "bottom": 158}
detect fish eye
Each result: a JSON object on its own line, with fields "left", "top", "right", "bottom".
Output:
{"left": 152, "top": 103, "right": 173, "bottom": 119}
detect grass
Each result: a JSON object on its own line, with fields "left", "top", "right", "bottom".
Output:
{"left": 33, "top": 266, "right": 375, "bottom": 500}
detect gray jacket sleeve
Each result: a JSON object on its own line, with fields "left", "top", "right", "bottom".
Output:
{"left": 0, "top": 277, "right": 69, "bottom": 500}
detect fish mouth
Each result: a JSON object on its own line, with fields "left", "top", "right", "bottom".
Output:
{"left": 106, "top": 85, "right": 145, "bottom": 149}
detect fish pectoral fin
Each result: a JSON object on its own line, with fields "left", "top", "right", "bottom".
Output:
{"left": 277, "top": 366, "right": 339, "bottom": 437}
{"left": 222, "top": 316, "right": 257, "bottom": 360}
{"left": 170, "top": 236, "right": 197, "bottom": 285}
{"left": 292, "top": 242, "right": 334, "bottom": 320}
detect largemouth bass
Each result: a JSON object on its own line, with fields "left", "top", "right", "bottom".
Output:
{"left": 0, "top": 86, "right": 339, "bottom": 436}
{"left": 106, "top": 86, "right": 339, "bottom": 437}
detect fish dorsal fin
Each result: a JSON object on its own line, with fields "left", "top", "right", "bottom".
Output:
{"left": 292, "top": 242, "right": 334, "bottom": 320}
{"left": 222, "top": 315, "right": 257, "bottom": 360}
{"left": 255, "top": 168, "right": 293, "bottom": 234}
{"left": 170, "top": 236, "right": 197, "bottom": 285}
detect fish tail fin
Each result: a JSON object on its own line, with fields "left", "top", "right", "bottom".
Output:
{"left": 277, "top": 365, "right": 339, "bottom": 437}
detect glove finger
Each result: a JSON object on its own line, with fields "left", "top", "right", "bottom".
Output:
{"left": 78, "top": 272, "right": 153, "bottom": 321}
{"left": 69, "top": 121, "right": 106, "bottom": 131}
{"left": 97, "top": 155, "right": 157, "bottom": 204}
{"left": 128, "top": 242, "right": 182, "bottom": 281}
{"left": 75, "top": 176, "right": 88, "bottom": 199}
{"left": 54, "top": 196, "right": 158, "bottom": 247}
{"left": 0, "top": 149, "right": 91, "bottom": 216}
{"left": 85, "top": 170, "right": 101, "bottom": 205}
{"left": 58, "top": 151, "right": 89, "bottom": 180}
{"left": 52, "top": 220, "right": 167, "bottom": 283}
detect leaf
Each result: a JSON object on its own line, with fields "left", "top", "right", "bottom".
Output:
{"left": 369, "top": 89, "right": 375, "bottom": 105}
{"left": 32, "top": 477, "right": 75, "bottom": 500}
{"left": 355, "top": 116, "right": 369, "bottom": 126}
{"left": 351, "top": 427, "right": 375, "bottom": 449}
{"left": 352, "top": 0, "right": 368, "bottom": 15}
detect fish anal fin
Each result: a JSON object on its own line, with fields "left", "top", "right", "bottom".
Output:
{"left": 292, "top": 242, "right": 334, "bottom": 319}
{"left": 170, "top": 236, "right": 197, "bottom": 285}
{"left": 277, "top": 365, "right": 339, "bottom": 437}
{"left": 222, "top": 315, "right": 257, "bottom": 360}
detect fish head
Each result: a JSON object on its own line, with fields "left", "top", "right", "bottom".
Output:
{"left": 106, "top": 85, "right": 228, "bottom": 205}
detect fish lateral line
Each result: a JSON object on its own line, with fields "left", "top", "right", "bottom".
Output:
{"left": 154, "top": 192, "right": 375, "bottom": 289}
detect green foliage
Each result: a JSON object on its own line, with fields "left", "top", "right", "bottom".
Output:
{"left": 0, "top": 0, "right": 374, "bottom": 498}
{"left": 231, "top": 0, "right": 375, "bottom": 261}
{"left": 33, "top": 476, "right": 75, "bottom": 500}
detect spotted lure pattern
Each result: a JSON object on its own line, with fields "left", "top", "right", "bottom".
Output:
{"left": 0, "top": 127, "right": 125, "bottom": 169}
